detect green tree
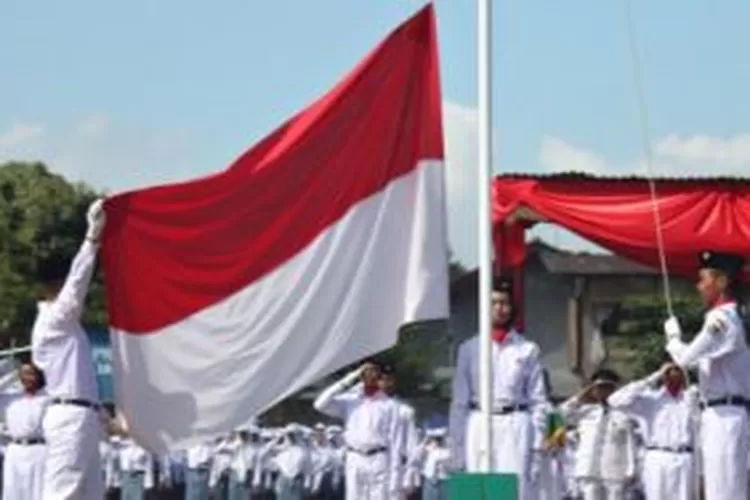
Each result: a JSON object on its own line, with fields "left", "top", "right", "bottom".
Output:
{"left": 607, "top": 294, "right": 704, "bottom": 379}
{"left": 0, "top": 162, "right": 106, "bottom": 346}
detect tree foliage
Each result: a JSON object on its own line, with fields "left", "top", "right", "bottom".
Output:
{"left": 0, "top": 162, "right": 106, "bottom": 345}
{"left": 607, "top": 294, "right": 704, "bottom": 379}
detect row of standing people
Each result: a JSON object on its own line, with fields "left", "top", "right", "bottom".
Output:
{"left": 96, "top": 422, "right": 451, "bottom": 499}
{"left": 448, "top": 250, "right": 750, "bottom": 500}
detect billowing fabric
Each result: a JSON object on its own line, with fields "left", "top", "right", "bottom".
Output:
{"left": 99, "top": 4, "right": 448, "bottom": 453}
{"left": 493, "top": 176, "right": 750, "bottom": 278}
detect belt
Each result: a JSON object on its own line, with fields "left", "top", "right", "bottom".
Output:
{"left": 347, "top": 446, "right": 387, "bottom": 456}
{"left": 50, "top": 397, "right": 101, "bottom": 411}
{"left": 646, "top": 445, "right": 693, "bottom": 454}
{"left": 468, "top": 402, "right": 529, "bottom": 414}
{"left": 11, "top": 437, "right": 45, "bottom": 446}
{"left": 699, "top": 395, "right": 748, "bottom": 410}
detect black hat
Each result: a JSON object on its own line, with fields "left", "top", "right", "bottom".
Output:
{"left": 698, "top": 250, "right": 745, "bottom": 278}
{"left": 492, "top": 276, "right": 513, "bottom": 294}
{"left": 590, "top": 368, "right": 620, "bottom": 386}
{"left": 380, "top": 364, "right": 395, "bottom": 376}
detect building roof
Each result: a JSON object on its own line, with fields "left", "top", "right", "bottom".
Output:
{"left": 495, "top": 172, "right": 750, "bottom": 185}
{"left": 535, "top": 244, "right": 656, "bottom": 276}
{"left": 450, "top": 239, "right": 656, "bottom": 300}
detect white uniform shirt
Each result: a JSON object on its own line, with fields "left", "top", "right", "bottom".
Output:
{"left": 231, "top": 440, "right": 260, "bottom": 483}
{"left": 31, "top": 241, "right": 100, "bottom": 401}
{"left": 559, "top": 400, "right": 636, "bottom": 481}
{"left": 421, "top": 443, "right": 450, "bottom": 480}
{"left": 314, "top": 374, "right": 401, "bottom": 493}
{"left": 209, "top": 439, "right": 234, "bottom": 487}
{"left": 119, "top": 439, "right": 151, "bottom": 473}
{"left": 0, "top": 391, "right": 49, "bottom": 440}
{"left": 667, "top": 302, "right": 750, "bottom": 399}
{"left": 100, "top": 438, "right": 122, "bottom": 489}
{"left": 186, "top": 442, "right": 213, "bottom": 469}
{"left": 608, "top": 372, "right": 698, "bottom": 450}
{"left": 308, "top": 443, "right": 333, "bottom": 492}
{"left": 273, "top": 443, "right": 311, "bottom": 479}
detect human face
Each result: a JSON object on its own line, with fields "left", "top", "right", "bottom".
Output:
{"left": 379, "top": 374, "right": 396, "bottom": 395}
{"left": 18, "top": 364, "right": 40, "bottom": 393}
{"left": 361, "top": 364, "right": 381, "bottom": 387}
{"left": 663, "top": 366, "right": 685, "bottom": 389}
{"left": 491, "top": 291, "right": 513, "bottom": 328}
{"left": 590, "top": 382, "right": 615, "bottom": 403}
{"left": 697, "top": 269, "right": 726, "bottom": 306}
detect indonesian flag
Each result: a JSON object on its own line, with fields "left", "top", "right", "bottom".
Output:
{"left": 100, "top": 4, "right": 448, "bottom": 452}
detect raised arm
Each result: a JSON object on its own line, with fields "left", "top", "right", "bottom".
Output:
{"left": 313, "top": 368, "right": 363, "bottom": 419}
{"left": 665, "top": 311, "right": 744, "bottom": 368}
{"left": 46, "top": 199, "right": 106, "bottom": 327}
{"left": 607, "top": 368, "right": 663, "bottom": 416}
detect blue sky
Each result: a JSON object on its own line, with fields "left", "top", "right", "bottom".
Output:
{"left": 2, "top": 0, "right": 749, "bottom": 266}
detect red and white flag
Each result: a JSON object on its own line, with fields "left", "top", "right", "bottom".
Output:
{"left": 100, "top": 4, "right": 448, "bottom": 452}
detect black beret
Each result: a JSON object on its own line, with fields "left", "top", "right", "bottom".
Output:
{"left": 590, "top": 368, "right": 621, "bottom": 385}
{"left": 492, "top": 276, "right": 513, "bottom": 293}
{"left": 698, "top": 250, "right": 745, "bottom": 278}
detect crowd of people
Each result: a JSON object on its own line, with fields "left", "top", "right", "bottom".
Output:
{"left": 0, "top": 193, "right": 746, "bottom": 499}
{"left": 447, "top": 251, "right": 750, "bottom": 500}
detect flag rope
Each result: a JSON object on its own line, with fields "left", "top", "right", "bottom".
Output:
{"left": 622, "top": 0, "right": 674, "bottom": 318}
{"left": 622, "top": 3, "right": 700, "bottom": 498}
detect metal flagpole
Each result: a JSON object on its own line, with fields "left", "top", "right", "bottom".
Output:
{"left": 477, "top": 0, "right": 494, "bottom": 472}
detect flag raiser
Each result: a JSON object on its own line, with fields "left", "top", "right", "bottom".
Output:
{"left": 99, "top": 4, "right": 449, "bottom": 452}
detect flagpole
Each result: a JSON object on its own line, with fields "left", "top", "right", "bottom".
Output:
{"left": 477, "top": 0, "right": 494, "bottom": 472}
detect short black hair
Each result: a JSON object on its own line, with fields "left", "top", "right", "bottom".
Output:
{"left": 35, "top": 252, "right": 73, "bottom": 285}
{"left": 698, "top": 250, "right": 745, "bottom": 280}
{"left": 590, "top": 368, "right": 621, "bottom": 385}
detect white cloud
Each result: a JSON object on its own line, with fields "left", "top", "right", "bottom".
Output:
{"left": 0, "top": 123, "right": 46, "bottom": 158}
{"left": 0, "top": 116, "right": 200, "bottom": 193}
{"left": 538, "top": 136, "right": 609, "bottom": 174}
{"left": 442, "top": 101, "right": 479, "bottom": 266}
{"left": 656, "top": 133, "right": 750, "bottom": 168}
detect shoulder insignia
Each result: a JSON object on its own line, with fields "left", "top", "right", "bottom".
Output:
{"left": 709, "top": 317, "right": 728, "bottom": 335}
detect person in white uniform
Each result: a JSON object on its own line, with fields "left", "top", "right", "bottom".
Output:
{"left": 608, "top": 363, "right": 698, "bottom": 500}
{"left": 418, "top": 428, "right": 450, "bottom": 500}
{"left": 185, "top": 440, "right": 213, "bottom": 499}
{"left": 119, "top": 435, "right": 153, "bottom": 500}
{"left": 314, "top": 362, "right": 401, "bottom": 500}
{"left": 559, "top": 369, "right": 637, "bottom": 500}
{"left": 664, "top": 250, "right": 750, "bottom": 500}
{"left": 31, "top": 199, "right": 105, "bottom": 500}
{"left": 378, "top": 365, "right": 420, "bottom": 499}
{"left": 308, "top": 423, "right": 335, "bottom": 499}
{"left": 101, "top": 435, "right": 122, "bottom": 500}
{"left": 0, "top": 360, "right": 49, "bottom": 500}
{"left": 448, "top": 276, "right": 547, "bottom": 499}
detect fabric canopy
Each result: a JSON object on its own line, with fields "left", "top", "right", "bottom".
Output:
{"left": 493, "top": 175, "right": 750, "bottom": 281}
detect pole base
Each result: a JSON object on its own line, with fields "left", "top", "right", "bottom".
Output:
{"left": 448, "top": 473, "right": 519, "bottom": 499}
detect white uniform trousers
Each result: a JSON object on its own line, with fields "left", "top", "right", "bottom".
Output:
{"left": 344, "top": 450, "right": 389, "bottom": 500}
{"left": 465, "top": 410, "right": 535, "bottom": 500}
{"left": 537, "top": 451, "right": 565, "bottom": 500}
{"left": 2, "top": 442, "right": 46, "bottom": 500}
{"left": 642, "top": 449, "right": 694, "bottom": 500}
{"left": 702, "top": 406, "right": 747, "bottom": 500}
{"left": 42, "top": 404, "right": 103, "bottom": 500}
{"left": 577, "top": 478, "right": 627, "bottom": 500}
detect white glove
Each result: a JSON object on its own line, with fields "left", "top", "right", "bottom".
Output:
{"left": 664, "top": 316, "right": 682, "bottom": 341}
{"left": 86, "top": 198, "right": 106, "bottom": 241}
